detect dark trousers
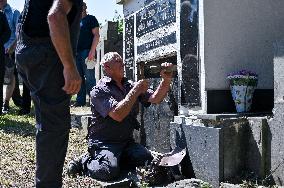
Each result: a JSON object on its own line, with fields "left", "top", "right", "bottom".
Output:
{"left": 12, "top": 67, "right": 23, "bottom": 106}
{"left": 11, "top": 60, "right": 31, "bottom": 111}
{"left": 16, "top": 34, "right": 71, "bottom": 188}
{"left": 21, "top": 82, "right": 31, "bottom": 112}
{"left": 82, "top": 140, "right": 153, "bottom": 181}
{"left": 0, "top": 47, "right": 5, "bottom": 110}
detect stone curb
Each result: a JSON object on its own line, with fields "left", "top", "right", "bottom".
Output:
{"left": 71, "top": 113, "right": 92, "bottom": 133}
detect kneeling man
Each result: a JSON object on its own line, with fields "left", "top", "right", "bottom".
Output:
{"left": 68, "top": 52, "right": 173, "bottom": 181}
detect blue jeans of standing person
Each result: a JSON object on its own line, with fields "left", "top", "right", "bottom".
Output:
{"left": 16, "top": 32, "right": 71, "bottom": 188}
{"left": 75, "top": 49, "right": 96, "bottom": 106}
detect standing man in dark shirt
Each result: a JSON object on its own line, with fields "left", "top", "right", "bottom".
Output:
{"left": 0, "top": 10, "right": 10, "bottom": 115}
{"left": 67, "top": 52, "right": 173, "bottom": 181}
{"left": 15, "top": 0, "right": 82, "bottom": 187}
{"left": 73, "top": 2, "right": 100, "bottom": 107}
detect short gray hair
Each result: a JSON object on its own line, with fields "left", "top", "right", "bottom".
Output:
{"left": 100, "top": 52, "right": 122, "bottom": 67}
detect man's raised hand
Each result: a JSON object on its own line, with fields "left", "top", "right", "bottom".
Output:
{"left": 160, "top": 62, "right": 173, "bottom": 82}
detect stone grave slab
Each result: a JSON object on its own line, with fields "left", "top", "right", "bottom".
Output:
{"left": 170, "top": 122, "right": 223, "bottom": 187}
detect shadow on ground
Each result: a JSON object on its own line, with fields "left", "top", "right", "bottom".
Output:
{"left": 0, "top": 114, "right": 36, "bottom": 137}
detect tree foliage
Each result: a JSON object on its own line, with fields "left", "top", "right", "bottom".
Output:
{"left": 113, "top": 10, "right": 123, "bottom": 34}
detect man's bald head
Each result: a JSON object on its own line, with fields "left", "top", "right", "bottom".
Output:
{"left": 100, "top": 52, "right": 122, "bottom": 68}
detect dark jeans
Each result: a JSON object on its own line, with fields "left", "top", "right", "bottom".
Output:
{"left": 12, "top": 67, "right": 23, "bottom": 107}
{"left": 82, "top": 140, "right": 153, "bottom": 181}
{"left": 5, "top": 52, "right": 23, "bottom": 106}
{"left": 9, "top": 55, "right": 31, "bottom": 111}
{"left": 0, "top": 47, "right": 5, "bottom": 111}
{"left": 75, "top": 49, "right": 96, "bottom": 105}
{"left": 16, "top": 33, "right": 71, "bottom": 188}
{"left": 21, "top": 82, "right": 31, "bottom": 112}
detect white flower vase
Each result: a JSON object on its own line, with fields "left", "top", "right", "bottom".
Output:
{"left": 230, "top": 85, "right": 256, "bottom": 113}
{"left": 228, "top": 74, "right": 258, "bottom": 113}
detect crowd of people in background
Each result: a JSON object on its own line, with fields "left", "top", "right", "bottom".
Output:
{"left": 1, "top": 0, "right": 100, "bottom": 187}
{"left": 0, "top": 0, "right": 99, "bottom": 117}
{"left": 0, "top": 6, "right": 10, "bottom": 116}
{"left": 0, "top": 0, "right": 32, "bottom": 115}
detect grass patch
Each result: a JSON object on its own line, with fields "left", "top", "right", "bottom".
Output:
{"left": 0, "top": 103, "right": 99, "bottom": 187}
{"left": 0, "top": 114, "right": 35, "bottom": 137}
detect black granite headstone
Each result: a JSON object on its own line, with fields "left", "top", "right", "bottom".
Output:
{"left": 137, "top": 32, "right": 176, "bottom": 55}
{"left": 136, "top": 0, "right": 176, "bottom": 37}
{"left": 180, "top": 0, "right": 200, "bottom": 107}
{"left": 124, "top": 15, "right": 135, "bottom": 80}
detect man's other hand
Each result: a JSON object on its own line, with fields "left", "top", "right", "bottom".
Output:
{"left": 134, "top": 79, "right": 149, "bottom": 94}
{"left": 88, "top": 50, "right": 96, "bottom": 61}
{"left": 160, "top": 62, "right": 173, "bottom": 82}
{"left": 62, "top": 66, "right": 82, "bottom": 95}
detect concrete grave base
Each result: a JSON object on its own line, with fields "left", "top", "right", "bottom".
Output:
{"left": 268, "top": 104, "right": 284, "bottom": 185}
{"left": 170, "top": 114, "right": 271, "bottom": 187}
{"left": 70, "top": 111, "right": 92, "bottom": 133}
{"left": 269, "top": 40, "right": 284, "bottom": 186}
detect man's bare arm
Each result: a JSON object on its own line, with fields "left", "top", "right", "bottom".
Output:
{"left": 108, "top": 80, "right": 148, "bottom": 122}
{"left": 48, "top": 0, "right": 81, "bottom": 95}
{"left": 88, "top": 27, "right": 100, "bottom": 60}
{"left": 48, "top": 0, "right": 73, "bottom": 68}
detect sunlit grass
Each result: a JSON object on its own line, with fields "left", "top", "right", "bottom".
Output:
{"left": 0, "top": 103, "right": 99, "bottom": 187}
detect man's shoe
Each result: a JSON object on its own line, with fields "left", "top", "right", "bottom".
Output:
{"left": 67, "top": 152, "right": 91, "bottom": 177}
{"left": 2, "top": 101, "right": 9, "bottom": 114}
{"left": 67, "top": 159, "right": 83, "bottom": 177}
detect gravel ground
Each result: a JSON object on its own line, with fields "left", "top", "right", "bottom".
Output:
{"left": 1, "top": 105, "right": 278, "bottom": 188}
{"left": 0, "top": 106, "right": 100, "bottom": 188}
